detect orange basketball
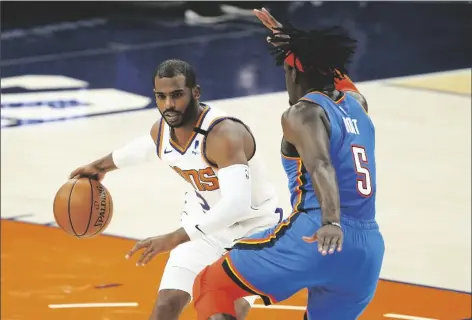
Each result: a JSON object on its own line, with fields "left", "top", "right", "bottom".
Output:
{"left": 53, "top": 178, "right": 113, "bottom": 238}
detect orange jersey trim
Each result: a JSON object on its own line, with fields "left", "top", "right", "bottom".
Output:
{"left": 335, "top": 75, "right": 359, "bottom": 93}
{"left": 169, "top": 106, "right": 210, "bottom": 153}
{"left": 224, "top": 256, "right": 277, "bottom": 305}
{"left": 156, "top": 118, "right": 165, "bottom": 158}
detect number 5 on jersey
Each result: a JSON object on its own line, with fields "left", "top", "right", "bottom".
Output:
{"left": 351, "top": 145, "right": 373, "bottom": 197}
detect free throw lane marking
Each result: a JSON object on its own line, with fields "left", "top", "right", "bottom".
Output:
{"left": 48, "top": 302, "right": 139, "bottom": 309}
{"left": 384, "top": 314, "right": 439, "bottom": 320}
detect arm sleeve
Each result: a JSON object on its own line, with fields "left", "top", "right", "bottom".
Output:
{"left": 182, "top": 164, "right": 252, "bottom": 240}
{"left": 111, "top": 135, "right": 157, "bottom": 169}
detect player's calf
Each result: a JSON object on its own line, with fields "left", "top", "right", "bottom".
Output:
{"left": 150, "top": 289, "right": 190, "bottom": 320}
{"left": 206, "top": 298, "right": 250, "bottom": 320}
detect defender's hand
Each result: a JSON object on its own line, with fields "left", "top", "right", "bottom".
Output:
{"left": 253, "top": 7, "right": 289, "bottom": 46}
{"left": 303, "top": 224, "right": 344, "bottom": 255}
{"left": 253, "top": 7, "right": 283, "bottom": 33}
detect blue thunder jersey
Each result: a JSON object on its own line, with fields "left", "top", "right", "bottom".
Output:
{"left": 281, "top": 91, "right": 376, "bottom": 220}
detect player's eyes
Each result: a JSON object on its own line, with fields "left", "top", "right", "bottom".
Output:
{"left": 155, "top": 93, "right": 182, "bottom": 100}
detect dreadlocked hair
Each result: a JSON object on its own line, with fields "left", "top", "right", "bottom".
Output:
{"left": 270, "top": 24, "right": 357, "bottom": 82}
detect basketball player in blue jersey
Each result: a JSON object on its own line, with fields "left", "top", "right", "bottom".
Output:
{"left": 191, "top": 12, "right": 385, "bottom": 320}
{"left": 69, "top": 59, "right": 281, "bottom": 320}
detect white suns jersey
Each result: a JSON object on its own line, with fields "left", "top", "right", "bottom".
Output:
{"left": 156, "top": 104, "right": 280, "bottom": 243}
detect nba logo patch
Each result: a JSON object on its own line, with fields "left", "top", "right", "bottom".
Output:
{"left": 192, "top": 140, "right": 199, "bottom": 155}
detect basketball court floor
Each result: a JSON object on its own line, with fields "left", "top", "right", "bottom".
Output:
{"left": 1, "top": 2, "right": 471, "bottom": 320}
{"left": 1, "top": 69, "right": 471, "bottom": 320}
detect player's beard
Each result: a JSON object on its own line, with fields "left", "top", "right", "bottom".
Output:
{"left": 162, "top": 96, "right": 199, "bottom": 128}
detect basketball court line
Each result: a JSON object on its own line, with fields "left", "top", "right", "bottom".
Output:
{"left": 251, "top": 304, "right": 305, "bottom": 311}
{"left": 383, "top": 315, "right": 438, "bottom": 320}
{"left": 45, "top": 300, "right": 442, "bottom": 320}
{"left": 383, "top": 83, "right": 471, "bottom": 98}
{"left": 252, "top": 305, "right": 440, "bottom": 320}
{"left": 376, "top": 68, "right": 470, "bottom": 83}
{"left": 48, "top": 302, "right": 139, "bottom": 309}
{"left": 381, "top": 68, "right": 471, "bottom": 96}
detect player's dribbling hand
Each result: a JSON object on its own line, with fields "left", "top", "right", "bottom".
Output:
{"left": 69, "top": 165, "right": 105, "bottom": 182}
{"left": 302, "top": 224, "right": 344, "bottom": 256}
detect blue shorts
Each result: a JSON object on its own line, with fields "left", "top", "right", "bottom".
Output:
{"left": 227, "top": 210, "right": 385, "bottom": 320}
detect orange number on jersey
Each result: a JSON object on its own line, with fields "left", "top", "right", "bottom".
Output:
{"left": 351, "top": 145, "right": 372, "bottom": 197}
{"left": 182, "top": 169, "right": 203, "bottom": 190}
{"left": 171, "top": 166, "right": 192, "bottom": 184}
{"left": 172, "top": 166, "right": 220, "bottom": 192}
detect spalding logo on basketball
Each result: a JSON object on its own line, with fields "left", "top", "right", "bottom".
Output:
{"left": 53, "top": 178, "right": 113, "bottom": 238}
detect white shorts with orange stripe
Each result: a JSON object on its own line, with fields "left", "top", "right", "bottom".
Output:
{"left": 159, "top": 236, "right": 258, "bottom": 305}
{"left": 158, "top": 193, "right": 281, "bottom": 303}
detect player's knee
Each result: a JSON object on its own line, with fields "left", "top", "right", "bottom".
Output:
{"left": 151, "top": 289, "right": 190, "bottom": 320}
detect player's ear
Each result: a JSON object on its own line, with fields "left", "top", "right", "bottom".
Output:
{"left": 285, "top": 63, "right": 298, "bottom": 84}
{"left": 291, "top": 67, "right": 299, "bottom": 84}
{"left": 192, "top": 85, "right": 201, "bottom": 99}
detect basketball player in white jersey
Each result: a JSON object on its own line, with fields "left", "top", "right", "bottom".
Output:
{"left": 69, "top": 59, "right": 281, "bottom": 320}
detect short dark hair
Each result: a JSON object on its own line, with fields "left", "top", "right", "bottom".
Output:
{"left": 271, "top": 25, "right": 357, "bottom": 85}
{"left": 153, "top": 59, "right": 197, "bottom": 88}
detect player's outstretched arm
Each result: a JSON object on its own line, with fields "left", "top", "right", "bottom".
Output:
{"left": 69, "top": 120, "right": 160, "bottom": 181}
{"left": 282, "top": 102, "right": 344, "bottom": 255}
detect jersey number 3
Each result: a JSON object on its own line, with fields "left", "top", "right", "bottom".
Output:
{"left": 195, "top": 192, "right": 210, "bottom": 212}
{"left": 351, "top": 145, "right": 373, "bottom": 197}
